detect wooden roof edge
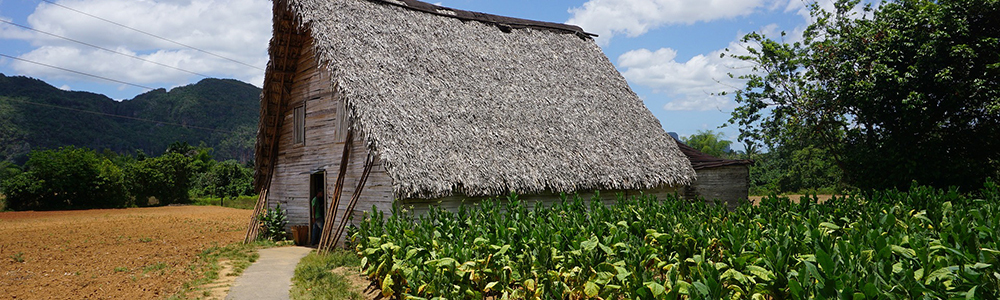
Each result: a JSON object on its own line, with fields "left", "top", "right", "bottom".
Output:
{"left": 371, "top": 0, "right": 596, "bottom": 37}
{"left": 672, "top": 137, "right": 754, "bottom": 170}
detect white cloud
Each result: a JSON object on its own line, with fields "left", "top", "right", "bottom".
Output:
{"left": 6, "top": 0, "right": 270, "bottom": 88}
{"left": 618, "top": 38, "right": 757, "bottom": 111}
{"left": 568, "top": 0, "right": 781, "bottom": 45}
{"left": 0, "top": 16, "right": 34, "bottom": 40}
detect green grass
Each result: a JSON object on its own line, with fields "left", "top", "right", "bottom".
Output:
{"left": 191, "top": 195, "right": 258, "bottom": 210}
{"left": 10, "top": 252, "right": 24, "bottom": 263}
{"left": 290, "top": 250, "right": 365, "bottom": 300}
{"left": 166, "top": 240, "right": 279, "bottom": 300}
{"left": 142, "top": 262, "right": 168, "bottom": 274}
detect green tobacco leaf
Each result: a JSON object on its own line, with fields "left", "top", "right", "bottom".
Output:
{"left": 496, "top": 244, "right": 511, "bottom": 256}
{"left": 819, "top": 222, "right": 841, "bottom": 230}
{"left": 585, "top": 281, "right": 599, "bottom": 297}
{"left": 816, "top": 248, "right": 834, "bottom": 273}
{"left": 966, "top": 286, "right": 977, "bottom": 300}
{"left": 614, "top": 265, "right": 631, "bottom": 281}
{"left": 382, "top": 276, "right": 395, "bottom": 297}
{"left": 722, "top": 268, "right": 749, "bottom": 285}
{"left": 581, "top": 236, "right": 599, "bottom": 252}
{"left": 600, "top": 243, "right": 614, "bottom": 255}
{"left": 788, "top": 278, "right": 803, "bottom": 299}
{"left": 804, "top": 261, "right": 824, "bottom": 286}
{"left": 524, "top": 279, "right": 536, "bottom": 291}
{"left": 968, "top": 263, "right": 992, "bottom": 269}
{"left": 924, "top": 267, "right": 953, "bottom": 285}
{"left": 746, "top": 265, "right": 775, "bottom": 281}
{"left": 644, "top": 281, "right": 666, "bottom": 296}
{"left": 862, "top": 282, "right": 877, "bottom": 297}
{"left": 595, "top": 271, "right": 614, "bottom": 285}
{"left": 692, "top": 281, "right": 710, "bottom": 296}
{"left": 891, "top": 245, "right": 916, "bottom": 259}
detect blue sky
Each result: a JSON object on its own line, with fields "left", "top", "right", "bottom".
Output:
{"left": 0, "top": 0, "right": 821, "bottom": 150}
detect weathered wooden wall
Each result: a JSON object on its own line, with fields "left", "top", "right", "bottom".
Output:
{"left": 683, "top": 165, "right": 749, "bottom": 210}
{"left": 266, "top": 36, "right": 394, "bottom": 242}
{"left": 399, "top": 185, "right": 681, "bottom": 216}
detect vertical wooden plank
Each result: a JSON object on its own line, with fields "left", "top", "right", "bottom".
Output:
{"left": 266, "top": 34, "right": 396, "bottom": 243}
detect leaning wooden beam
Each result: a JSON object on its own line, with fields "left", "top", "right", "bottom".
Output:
{"left": 245, "top": 15, "right": 295, "bottom": 243}
{"left": 318, "top": 128, "right": 353, "bottom": 251}
{"left": 243, "top": 188, "right": 269, "bottom": 243}
{"left": 328, "top": 153, "right": 375, "bottom": 250}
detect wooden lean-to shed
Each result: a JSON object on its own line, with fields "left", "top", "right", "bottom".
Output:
{"left": 675, "top": 140, "right": 752, "bottom": 210}
{"left": 247, "top": 0, "right": 697, "bottom": 248}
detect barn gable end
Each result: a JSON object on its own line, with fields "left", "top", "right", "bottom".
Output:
{"left": 250, "top": 0, "right": 699, "bottom": 246}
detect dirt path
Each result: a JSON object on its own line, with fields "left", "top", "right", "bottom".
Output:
{"left": 225, "top": 246, "right": 312, "bottom": 300}
{"left": 0, "top": 206, "right": 250, "bottom": 299}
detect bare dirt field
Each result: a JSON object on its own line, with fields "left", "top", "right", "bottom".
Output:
{"left": 0, "top": 206, "right": 251, "bottom": 299}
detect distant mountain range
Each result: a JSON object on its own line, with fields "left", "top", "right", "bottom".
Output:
{"left": 0, "top": 74, "right": 260, "bottom": 164}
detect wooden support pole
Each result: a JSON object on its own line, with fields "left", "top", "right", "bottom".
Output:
{"left": 318, "top": 128, "right": 353, "bottom": 252}
{"left": 243, "top": 188, "right": 269, "bottom": 243}
{"left": 329, "top": 153, "right": 375, "bottom": 250}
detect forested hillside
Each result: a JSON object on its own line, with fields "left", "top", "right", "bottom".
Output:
{"left": 0, "top": 74, "right": 259, "bottom": 163}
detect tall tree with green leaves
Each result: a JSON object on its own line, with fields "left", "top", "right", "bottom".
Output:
{"left": 681, "top": 130, "right": 733, "bottom": 158}
{"left": 1, "top": 146, "right": 128, "bottom": 210}
{"left": 726, "top": 0, "right": 1000, "bottom": 190}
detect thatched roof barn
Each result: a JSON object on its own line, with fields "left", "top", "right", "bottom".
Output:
{"left": 674, "top": 139, "right": 752, "bottom": 209}
{"left": 249, "top": 0, "right": 696, "bottom": 247}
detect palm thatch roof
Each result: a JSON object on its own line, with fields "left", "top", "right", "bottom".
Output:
{"left": 256, "top": 0, "right": 696, "bottom": 199}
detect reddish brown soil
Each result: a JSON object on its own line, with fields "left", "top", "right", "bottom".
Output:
{"left": 0, "top": 206, "right": 251, "bottom": 299}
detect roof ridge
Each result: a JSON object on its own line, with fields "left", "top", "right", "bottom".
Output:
{"left": 367, "top": 0, "right": 596, "bottom": 37}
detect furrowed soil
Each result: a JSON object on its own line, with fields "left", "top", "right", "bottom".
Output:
{"left": 0, "top": 206, "right": 251, "bottom": 299}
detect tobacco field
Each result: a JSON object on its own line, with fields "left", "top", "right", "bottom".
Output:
{"left": 350, "top": 180, "right": 1000, "bottom": 299}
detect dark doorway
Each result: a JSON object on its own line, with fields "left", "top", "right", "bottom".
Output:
{"left": 309, "top": 172, "right": 326, "bottom": 245}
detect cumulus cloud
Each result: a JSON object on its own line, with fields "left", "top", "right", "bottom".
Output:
{"left": 617, "top": 38, "right": 758, "bottom": 111}
{"left": 0, "top": 16, "right": 35, "bottom": 40}
{"left": 568, "top": 0, "right": 780, "bottom": 44}
{"left": 5, "top": 0, "right": 270, "bottom": 88}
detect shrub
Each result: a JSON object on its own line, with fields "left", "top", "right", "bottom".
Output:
{"left": 258, "top": 203, "right": 288, "bottom": 242}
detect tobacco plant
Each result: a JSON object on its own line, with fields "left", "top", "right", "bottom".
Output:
{"left": 350, "top": 180, "right": 1000, "bottom": 299}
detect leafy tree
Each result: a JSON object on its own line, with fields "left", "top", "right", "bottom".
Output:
{"left": 124, "top": 152, "right": 194, "bottom": 206}
{"left": 0, "top": 161, "right": 18, "bottom": 184}
{"left": 195, "top": 159, "right": 254, "bottom": 200}
{"left": 726, "top": 0, "right": 1000, "bottom": 190}
{"left": 681, "top": 130, "right": 733, "bottom": 158}
{"left": 1, "top": 146, "right": 128, "bottom": 210}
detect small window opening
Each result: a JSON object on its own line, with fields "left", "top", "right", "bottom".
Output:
{"left": 294, "top": 105, "right": 305, "bottom": 144}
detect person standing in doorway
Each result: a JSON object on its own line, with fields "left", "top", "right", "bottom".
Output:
{"left": 311, "top": 191, "right": 324, "bottom": 246}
